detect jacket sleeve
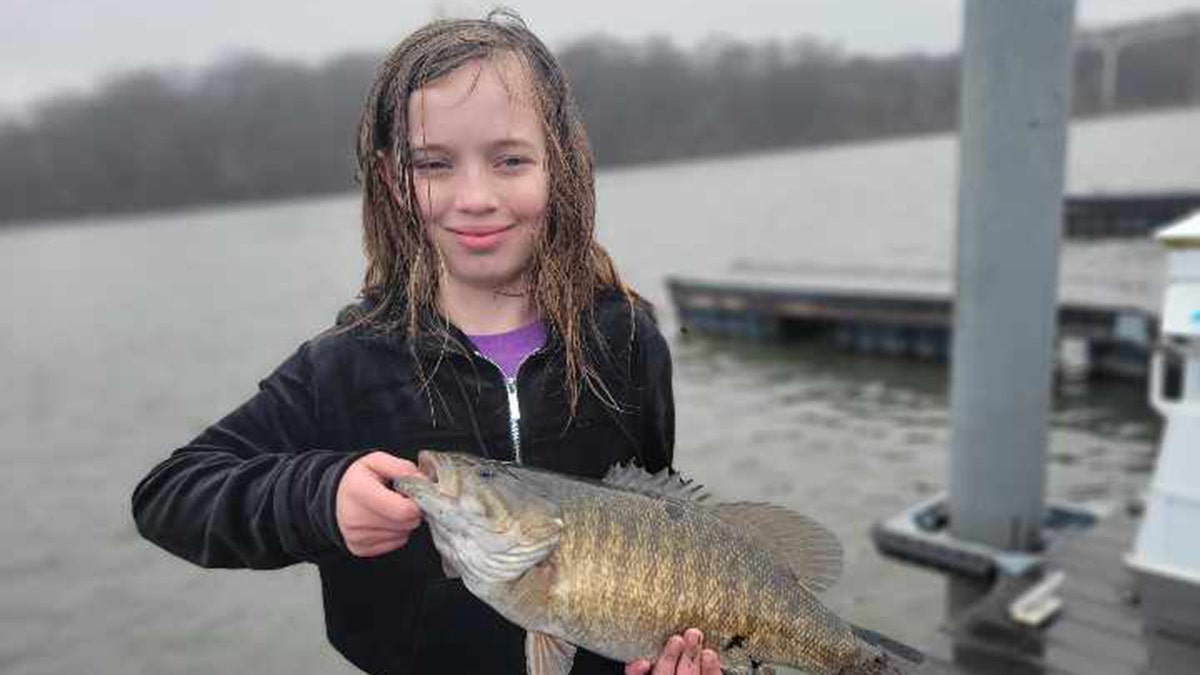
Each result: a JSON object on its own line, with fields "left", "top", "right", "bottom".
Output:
{"left": 131, "top": 341, "right": 359, "bottom": 569}
{"left": 636, "top": 310, "right": 675, "bottom": 473}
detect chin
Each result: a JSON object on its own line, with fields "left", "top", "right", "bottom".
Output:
{"left": 446, "top": 265, "right": 529, "bottom": 293}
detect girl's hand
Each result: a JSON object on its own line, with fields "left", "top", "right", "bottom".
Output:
{"left": 336, "top": 451, "right": 425, "bottom": 557}
{"left": 625, "top": 629, "right": 721, "bottom": 675}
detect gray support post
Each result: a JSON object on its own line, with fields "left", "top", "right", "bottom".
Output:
{"left": 1193, "top": 30, "right": 1200, "bottom": 105}
{"left": 1098, "top": 39, "right": 1121, "bottom": 112}
{"left": 948, "top": 0, "right": 1076, "bottom": 552}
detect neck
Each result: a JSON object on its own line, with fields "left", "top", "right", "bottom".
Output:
{"left": 438, "top": 278, "right": 538, "bottom": 335}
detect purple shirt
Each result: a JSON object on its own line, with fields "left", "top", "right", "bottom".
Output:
{"left": 466, "top": 320, "right": 547, "bottom": 378}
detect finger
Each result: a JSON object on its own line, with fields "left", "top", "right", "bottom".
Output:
{"left": 350, "top": 543, "right": 397, "bottom": 558}
{"left": 348, "top": 528, "right": 410, "bottom": 547}
{"left": 361, "top": 452, "right": 424, "bottom": 480}
{"left": 347, "top": 521, "right": 413, "bottom": 539}
{"left": 624, "top": 660, "right": 651, "bottom": 675}
{"left": 677, "top": 629, "right": 702, "bottom": 675}
{"left": 676, "top": 651, "right": 697, "bottom": 675}
{"left": 341, "top": 500, "right": 420, "bottom": 542}
{"left": 349, "top": 531, "right": 410, "bottom": 550}
{"left": 348, "top": 535, "right": 409, "bottom": 557}
{"left": 357, "top": 486, "right": 424, "bottom": 524}
{"left": 651, "top": 635, "right": 684, "bottom": 675}
{"left": 699, "top": 650, "right": 720, "bottom": 675}
{"left": 345, "top": 525, "right": 419, "bottom": 539}
{"left": 341, "top": 459, "right": 421, "bottom": 518}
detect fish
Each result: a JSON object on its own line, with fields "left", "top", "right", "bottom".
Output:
{"left": 392, "top": 451, "right": 924, "bottom": 675}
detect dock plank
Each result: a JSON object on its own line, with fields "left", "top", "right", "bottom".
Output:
{"left": 1056, "top": 586, "right": 1144, "bottom": 639}
{"left": 1144, "top": 631, "right": 1200, "bottom": 675}
{"left": 1043, "top": 618, "right": 1147, "bottom": 670}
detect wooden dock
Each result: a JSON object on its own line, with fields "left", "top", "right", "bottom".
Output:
{"left": 912, "top": 508, "right": 1200, "bottom": 675}
{"left": 667, "top": 276, "right": 1157, "bottom": 379}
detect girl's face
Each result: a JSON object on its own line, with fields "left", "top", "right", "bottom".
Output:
{"left": 407, "top": 56, "right": 548, "bottom": 297}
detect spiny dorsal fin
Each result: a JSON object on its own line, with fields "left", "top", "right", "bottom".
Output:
{"left": 601, "top": 463, "right": 711, "bottom": 502}
{"left": 713, "top": 502, "right": 844, "bottom": 593}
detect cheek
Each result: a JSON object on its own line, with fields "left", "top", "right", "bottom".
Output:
{"left": 517, "top": 176, "right": 550, "bottom": 222}
{"left": 413, "top": 179, "right": 444, "bottom": 220}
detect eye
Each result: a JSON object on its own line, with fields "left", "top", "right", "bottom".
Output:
{"left": 496, "top": 155, "right": 531, "bottom": 172}
{"left": 413, "top": 157, "right": 451, "bottom": 174}
{"left": 477, "top": 466, "right": 496, "bottom": 479}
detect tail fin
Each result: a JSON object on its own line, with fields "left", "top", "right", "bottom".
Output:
{"left": 850, "top": 624, "right": 925, "bottom": 671}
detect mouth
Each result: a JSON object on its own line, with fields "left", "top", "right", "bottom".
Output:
{"left": 446, "top": 224, "right": 515, "bottom": 251}
{"left": 415, "top": 450, "right": 463, "bottom": 499}
{"left": 417, "top": 451, "right": 439, "bottom": 483}
{"left": 447, "top": 224, "right": 514, "bottom": 237}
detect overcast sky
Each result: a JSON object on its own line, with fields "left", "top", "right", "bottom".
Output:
{"left": 2, "top": 0, "right": 1198, "bottom": 116}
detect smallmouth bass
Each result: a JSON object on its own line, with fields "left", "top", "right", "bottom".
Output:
{"left": 393, "top": 451, "right": 923, "bottom": 675}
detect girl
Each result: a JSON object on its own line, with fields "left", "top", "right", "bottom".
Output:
{"left": 132, "top": 11, "right": 718, "bottom": 675}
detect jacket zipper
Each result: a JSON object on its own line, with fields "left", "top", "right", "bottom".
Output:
{"left": 504, "top": 378, "right": 522, "bottom": 464}
{"left": 472, "top": 350, "right": 540, "bottom": 464}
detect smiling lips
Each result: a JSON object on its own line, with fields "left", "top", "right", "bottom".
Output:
{"left": 448, "top": 224, "right": 515, "bottom": 251}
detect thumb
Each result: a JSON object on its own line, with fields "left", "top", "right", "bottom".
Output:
{"left": 359, "top": 451, "right": 424, "bottom": 481}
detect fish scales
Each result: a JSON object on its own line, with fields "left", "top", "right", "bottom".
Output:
{"left": 548, "top": 484, "right": 858, "bottom": 672}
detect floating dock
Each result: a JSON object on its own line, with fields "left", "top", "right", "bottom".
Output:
{"left": 1066, "top": 193, "right": 1200, "bottom": 239}
{"left": 909, "top": 506, "right": 1200, "bottom": 675}
{"left": 667, "top": 276, "right": 1157, "bottom": 379}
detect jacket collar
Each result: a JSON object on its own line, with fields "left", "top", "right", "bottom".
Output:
{"left": 339, "top": 288, "right": 637, "bottom": 356}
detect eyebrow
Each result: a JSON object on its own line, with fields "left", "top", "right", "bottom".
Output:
{"left": 409, "top": 138, "right": 541, "bottom": 155}
{"left": 490, "top": 138, "right": 540, "bottom": 153}
{"left": 409, "top": 143, "right": 452, "bottom": 156}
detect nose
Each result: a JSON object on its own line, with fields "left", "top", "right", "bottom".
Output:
{"left": 453, "top": 164, "right": 499, "bottom": 214}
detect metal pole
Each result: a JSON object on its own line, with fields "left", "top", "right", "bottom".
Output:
{"left": 948, "top": 0, "right": 1076, "bottom": 552}
{"left": 1193, "top": 30, "right": 1200, "bottom": 104}
{"left": 1098, "top": 39, "right": 1121, "bottom": 112}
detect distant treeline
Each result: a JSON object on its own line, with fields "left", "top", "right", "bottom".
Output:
{"left": 2, "top": 15, "right": 1199, "bottom": 225}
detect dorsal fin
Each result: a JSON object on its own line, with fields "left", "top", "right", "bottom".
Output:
{"left": 602, "top": 463, "right": 711, "bottom": 502}
{"left": 712, "top": 502, "right": 844, "bottom": 593}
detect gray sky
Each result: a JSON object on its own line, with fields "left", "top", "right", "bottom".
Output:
{"left": 2, "top": 0, "right": 1198, "bottom": 116}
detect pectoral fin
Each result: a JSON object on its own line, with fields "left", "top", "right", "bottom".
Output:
{"left": 525, "top": 631, "right": 577, "bottom": 675}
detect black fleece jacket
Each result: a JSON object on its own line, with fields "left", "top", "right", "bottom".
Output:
{"left": 131, "top": 293, "right": 674, "bottom": 674}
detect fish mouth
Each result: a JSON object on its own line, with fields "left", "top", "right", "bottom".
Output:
{"left": 416, "top": 450, "right": 460, "bottom": 499}
{"left": 417, "top": 451, "right": 439, "bottom": 482}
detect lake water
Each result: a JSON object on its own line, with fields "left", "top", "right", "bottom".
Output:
{"left": 2, "top": 108, "right": 1195, "bottom": 674}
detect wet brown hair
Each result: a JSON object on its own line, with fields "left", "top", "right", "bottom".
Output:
{"left": 354, "top": 8, "right": 636, "bottom": 413}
